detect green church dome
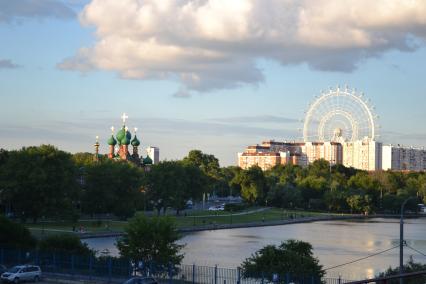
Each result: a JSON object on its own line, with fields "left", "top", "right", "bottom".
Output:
{"left": 143, "top": 156, "right": 153, "bottom": 165}
{"left": 121, "top": 136, "right": 130, "bottom": 145}
{"left": 116, "top": 126, "right": 126, "bottom": 142}
{"left": 131, "top": 135, "right": 140, "bottom": 146}
{"left": 117, "top": 126, "right": 132, "bottom": 145}
{"left": 107, "top": 135, "right": 117, "bottom": 146}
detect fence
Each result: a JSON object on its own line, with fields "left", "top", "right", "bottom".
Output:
{"left": 0, "top": 248, "right": 352, "bottom": 284}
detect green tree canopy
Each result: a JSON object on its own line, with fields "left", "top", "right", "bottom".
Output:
{"left": 144, "top": 160, "right": 208, "bottom": 214}
{"left": 116, "top": 214, "right": 184, "bottom": 269}
{"left": 72, "top": 152, "right": 99, "bottom": 167}
{"left": 82, "top": 159, "right": 144, "bottom": 219}
{"left": 308, "top": 159, "right": 331, "bottom": 178}
{"left": 241, "top": 239, "right": 324, "bottom": 282}
{"left": 266, "top": 184, "right": 303, "bottom": 209}
{"left": 0, "top": 145, "right": 79, "bottom": 222}
{"left": 378, "top": 257, "right": 426, "bottom": 284}
{"left": 235, "top": 166, "right": 267, "bottom": 204}
{"left": 182, "top": 150, "right": 220, "bottom": 178}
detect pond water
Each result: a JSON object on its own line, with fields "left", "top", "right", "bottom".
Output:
{"left": 83, "top": 218, "right": 426, "bottom": 280}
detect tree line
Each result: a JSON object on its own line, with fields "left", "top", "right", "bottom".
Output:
{"left": 1, "top": 145, "right": 425, "bottom": 222}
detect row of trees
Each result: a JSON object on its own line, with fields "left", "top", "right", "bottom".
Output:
{"left": 0, "top": 146, "right": 225, "bottom": 221}
{"left": 1, "top": 145, "right": 426, "bottom": 222}
{"left": 254, "top": 160, "right": 426, "bottom": 214}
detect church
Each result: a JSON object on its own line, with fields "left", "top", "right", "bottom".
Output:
{"left": 93, "top": 113, "right": 156, "bottom": 168}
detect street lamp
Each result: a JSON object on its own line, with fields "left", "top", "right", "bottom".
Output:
{"left": 399, "top": 196, "right": 416, "bottom": 284}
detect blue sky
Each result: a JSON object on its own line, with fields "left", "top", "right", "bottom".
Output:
{"left": 1, "top": 0, "right": 426, "bottom": 166}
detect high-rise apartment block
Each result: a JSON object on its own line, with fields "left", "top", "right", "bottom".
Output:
{"left": 342, "top": 138, "right": 382, "bottom": 171}
{"left": 382, "top": 145, "right": 426, "bottom": 171}
{"left": 301, "top": 142, "right": 343, "bottom": 165}
{"left": 238, "top": 138, "right": 383, "bottom": 171}
{"left": 146, "top": 146, "right": 160, "bottom": 164}
{"left": 146, "top": 146, "right": 160, "bottom": 165}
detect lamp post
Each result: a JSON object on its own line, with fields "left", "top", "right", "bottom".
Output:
{"left": 399, "top": 197, "right": 416, "bottom": 284}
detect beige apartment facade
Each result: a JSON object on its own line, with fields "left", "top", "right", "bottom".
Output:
{"left": 342, "top": 138, "right": 382, "bottom": 171}
{"left": 238, "top": 138, "right": 383, "bottom": 171}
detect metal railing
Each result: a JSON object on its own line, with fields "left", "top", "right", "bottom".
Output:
{"left": 0, "top": 248, "right": 352, "bottom": 284}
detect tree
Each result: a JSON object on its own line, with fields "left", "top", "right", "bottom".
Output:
{"left": 417, "top": 174, "right": 426, "bottom": 203}
{"left": 386, "top": 171, "right": 406, "bottom": 194}
{"left": 144, "top": 161, "right": 207, "bottom": 215}
{"left": 241, "top": 240, "right": 324, "bottom": 282}
{"left": 0, "top": 145, "right": 80, "bottom": 222}
{"left": 82, "top": 160, "right": 144, "bottom": 219}
{"left": 377, "top": 257, "right": 426, "bottom": 284}
{"left": 265, "top": 165, "right": 300, "bottom": 193}
{"left": 297, "top": 176, "right": 328, "bottom": 209}
{"left": 214, "top": 166, "right": 241, "bottom": 197}
{"left": 183, "top": 150, "right": 221, "bottom": 195}
{"left": 181, "top": 163, "right": 208, "bottom": 203}
{"left": 346, "top": 193, "right": 373, "bottom": 214}
{"left": 324, "top": 190, "right": 348, "bottom": 212}
{"left": 182, "top": 150, "right": 220, "bottom": 178}
{"left": 116, "top": 214, "right": 184, "bottom": 271}
{"left": 0, "top": 149, "right": 8, "bottom": 166}
{"left": 72, "top": 152, "right": 98, "bottom": 167}
{"left": 0, "top": 215, "right": 37, "bottom": 249}
{"left": 346, "top": 194, "right": 364, "bottom": 213}
{"left": 235, "top": 166, "right": 267, "bottom": 204}
{"left": 308, "top": 159, "right": 331, "bottom": 179}
{"left": 38, "top": 234, "right": 93, "bottom": 255}
{"left": 266, "top": 184, "right": 303, "bottom": 209}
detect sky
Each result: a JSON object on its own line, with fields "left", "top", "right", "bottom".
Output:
{"left": 1, "top": 0, "right": 426, "bottom": 166}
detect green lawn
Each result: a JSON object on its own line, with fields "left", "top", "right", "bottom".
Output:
{"left": 172, "top": 208, "right": 324, "bottom": 227}
{"left": 26, "top": 208, "right": 340, "bottom": 238}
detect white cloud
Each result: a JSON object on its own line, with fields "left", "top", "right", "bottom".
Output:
{"left": 59, "top": 0, "right": 426, "bottom": 91}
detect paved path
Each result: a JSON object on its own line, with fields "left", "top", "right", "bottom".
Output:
{"left": 190, "top": 207, "right": 270, "bottom": 218}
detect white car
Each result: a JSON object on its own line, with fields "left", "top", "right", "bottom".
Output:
{"left": 1, "top": 265, "right": 41, "bottom": 283}
{"left": 208, "top": 204, "right": 225, "bottom": 211}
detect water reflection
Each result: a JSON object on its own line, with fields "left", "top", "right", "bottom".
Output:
{"left": 84, "top": 218, "right": 426, "bottom": 280}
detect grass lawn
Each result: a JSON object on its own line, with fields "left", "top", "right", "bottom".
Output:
{"left": 25, "top": 208, "right": 340, "bottom": 238}
{"left": 171, "top": 208, "right": 337, "bottom": 228}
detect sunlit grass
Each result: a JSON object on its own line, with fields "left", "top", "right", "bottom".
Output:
{"left": 25, "top": 208, "right": 341, "bottom": 238}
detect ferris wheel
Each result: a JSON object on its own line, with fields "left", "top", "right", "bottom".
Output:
{"left": 302, "top": 86, "right": 378, "bottom": 142}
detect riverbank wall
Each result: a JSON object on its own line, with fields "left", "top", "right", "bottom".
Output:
{"left": 79, "top": 213, "right": 422, "bottom": 239}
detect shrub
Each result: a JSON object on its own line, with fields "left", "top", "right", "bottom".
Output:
{"left": 38, "top": 234, "right": 93, "bottom": 256}
{"left": 0, "top": 215, "right": 37, "bottom": 249}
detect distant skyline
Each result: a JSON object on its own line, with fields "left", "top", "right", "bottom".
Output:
{"left": 1, "top": 0, "right": 426, "bottom": 166}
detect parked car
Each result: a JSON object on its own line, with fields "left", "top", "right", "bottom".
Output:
{"left": 208, "top": 204, "right": 225, "bottom": 211}
{"left": 123, "top": 277, "right": 158, "bottom": 284}
{"left": 1, "top": 265, "right": 41, "bottom": 283}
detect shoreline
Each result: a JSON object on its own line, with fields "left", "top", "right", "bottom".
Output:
{"left": 78, "top": 213, "right": 423, "bottom": 239}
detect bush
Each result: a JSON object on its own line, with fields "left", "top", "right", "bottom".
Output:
{"left": 38, "top": 234, "right": 93, "bottom": 256}
{"left": 0, "top": 215, "right": 37, "bottom": 249}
